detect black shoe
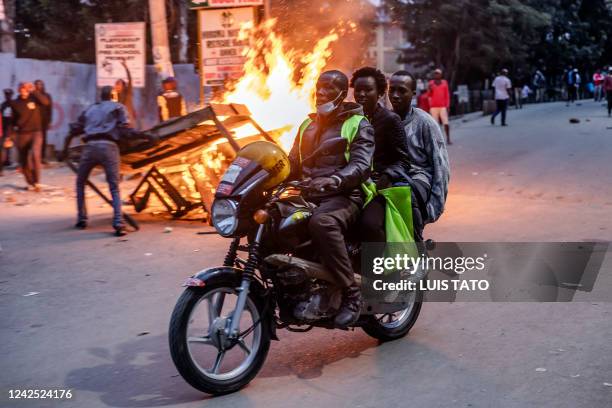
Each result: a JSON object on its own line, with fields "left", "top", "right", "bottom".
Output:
{"left": 490, "top": 116, "right": 494, "bottom": 125}
{"left": 75, "top": 221, "right": 87, "bottom": 229}
{"left": 114, "top": 226, "right": 127, "bottom": 237}
{"left": 502, "top": 123, "right": 508, "bottom": 126}
{"left": 334, "top": 283, "right": 362, "bottom": 328}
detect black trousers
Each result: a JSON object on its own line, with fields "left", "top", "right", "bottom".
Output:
{"left": 308, "top": 195, "right": 360, "bottom": 288}
{"left": 492, "top": 99, "right": 508, "bottom": 125}
{"left": 16, "top": 131, "right": 43, "bottom": 186}
{"left": 41, "top": 128, "right": 49, "bottom": 160}
{"left": 607, "top": 90, "right": 612, "bottom": 116}
{"left": 567, "top": 86, "right": 577, "bottom": 103}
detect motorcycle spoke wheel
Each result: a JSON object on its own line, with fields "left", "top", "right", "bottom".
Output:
{"left": 185, "top": 288, "right": 261, "bottom": 381}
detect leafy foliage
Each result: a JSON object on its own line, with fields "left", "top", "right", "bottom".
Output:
{"left": 385, "top": 0, "right": 611, "bottom": 87}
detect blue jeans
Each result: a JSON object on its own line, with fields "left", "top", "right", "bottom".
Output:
{"left": 76, "top": 141, "right": 123, "bottom": 228}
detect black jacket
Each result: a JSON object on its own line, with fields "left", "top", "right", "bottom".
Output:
{"left": 10, "top": 91, "right": 51, "bottom": 133}
{"left": 288, "top": 102, "right": 375, "bottom": 203}
{"left": 368, "top": 103, "right": 411, "bottom": 184}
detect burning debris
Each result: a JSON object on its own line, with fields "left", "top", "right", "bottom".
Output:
{"left": 65, "top": 20, "right": 355, "bottom": 221}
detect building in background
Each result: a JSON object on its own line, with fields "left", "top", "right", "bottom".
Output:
{"left": 365, "top": 1, "right": 407, "bottom": 75}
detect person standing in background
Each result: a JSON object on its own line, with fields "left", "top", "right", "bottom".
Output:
{"left": 157, "top": 77, "right": 187, "bottom": 122}
{"left": 428, "top": 68, "right": 451, "bottom": 145}
{"left": 532, "top": 69, "right": 546, "bottom": 103}
{"left": 593, "top": 69, "right": 604, "bottom": 102}
{"left": 604, "top": 68, "right": 612, "bottom": 117}
{"left": 112, "top": 58, "right": 137, "bottom": 128}
{"left": 491, "top": 69, "right": 512, "bottom": 126}
{"left": 417, "top": 86, "right": 430, "bottom": 113}
{"left": 513, "top": 70, "right": 525, "bottom": 109}
{"left": 1, "top": 88, "right": 14, "bottom": 175}
{"left": 565, "top": 67, "right": 580, "bottom": 106}
{"left": 10, "top": 82, "right": 50, "bottom": 191}
{"left": 34, "top": 80, "right": 53, "bottom": 164}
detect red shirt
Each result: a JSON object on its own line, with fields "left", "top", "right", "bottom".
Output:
{"left": 428, "top": 79, "right": 450, "bottom": 108}
{"left": 593, "top": 73, "right": 604, "bottom": 86}
{"left": 417, "top": 92, "right": 430, "bottom": 112}
{"left": 604, "top": 75, "right": 612, "bottom": 92}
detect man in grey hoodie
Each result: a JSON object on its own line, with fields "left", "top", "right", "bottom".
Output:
{"left": 389, "top": 70, "right": 450, "bottom": 240}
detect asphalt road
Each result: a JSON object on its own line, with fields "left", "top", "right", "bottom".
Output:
{"left": 1, "top": 100, "right": 611, "bottom": 408}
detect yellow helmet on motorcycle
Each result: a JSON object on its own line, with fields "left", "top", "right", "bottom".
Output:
{"left": 236, "top": 141, "right": 291, "bottom": 189}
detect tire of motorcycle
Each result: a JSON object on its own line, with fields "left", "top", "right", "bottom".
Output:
{"left": 168, "top": 283, "right": 271, "bottom": 395}
{"left": 361, "top": 289, "right": 423, "bottom": 342}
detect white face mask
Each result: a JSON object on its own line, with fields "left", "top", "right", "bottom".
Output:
{"left": 316, "top": 92, "right": 345, "bottom": 117}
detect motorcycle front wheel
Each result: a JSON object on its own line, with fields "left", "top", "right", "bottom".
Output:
{"left": 168, "top": 282, "right": 271, "bottom": 395}
{"left": 362, "top": 289, "right": 423, "bottom": 342}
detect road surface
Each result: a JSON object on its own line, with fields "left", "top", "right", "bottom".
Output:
{"left": 1, "top": 100, "right": 611, "bottom": 407}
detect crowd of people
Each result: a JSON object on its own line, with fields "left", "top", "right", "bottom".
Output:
{"left": 0, "top": 60, "right": 187, "bottom": 194}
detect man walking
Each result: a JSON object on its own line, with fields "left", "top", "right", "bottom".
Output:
{"left": 428, "top": 69, "right": 451, "bottom": 144}
{"left": 34, "top": 80, "right": 53, "bottom": 163}
{"left": 76, "top": 86, "right": 133, "bottom": 236}
{"left": 491, "top": 69, "right": 512, "bottom": 126}
{"left": 10, "top": 82, "right": 50, "bottom": 190}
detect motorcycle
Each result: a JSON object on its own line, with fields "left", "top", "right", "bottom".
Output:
{"left": 168, "top": 140, "right": 424, "bottom": 395}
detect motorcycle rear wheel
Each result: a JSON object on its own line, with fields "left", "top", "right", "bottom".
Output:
{"left": 362, "top": 289, "right": 423, "bottom": 342}
{"left": 168, "top": 283, "right": 270, "bottom": 395}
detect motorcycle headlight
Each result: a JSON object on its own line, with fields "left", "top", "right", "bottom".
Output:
{"left": 211, "top": 199, "right": 238, "bottom": 237}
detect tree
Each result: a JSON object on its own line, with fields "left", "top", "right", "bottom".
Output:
{"left": 15, "top": 0, "right": 149, "bottom": 62}
{"left": 385, "top": 0, "right": 551, "bottom": 88}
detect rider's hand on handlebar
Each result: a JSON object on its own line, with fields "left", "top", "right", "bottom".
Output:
{"left": 309, "top": 176, "right": 339, "bottom": 193}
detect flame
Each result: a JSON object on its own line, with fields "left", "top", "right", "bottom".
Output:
{"left": 218, "top": 19, "right": 355, "bottom": 151}
{"left": 145, "top": 20, "right": 356, "bottom": 218}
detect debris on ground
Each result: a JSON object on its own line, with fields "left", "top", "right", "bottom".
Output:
{"left": 535, "top": 367, "right": 547, "bottom": 372}
{"left": 23, "top": 292, "right": 40, "bottom": 297}
{"left": 569, "top": 118, "right": 580, "bottom": 123}
{"left": 144, "top": 253, "right": 153, "bottom": 256}
{"left": 163, "top": 227, "right": 173, "bottom": 233}
{"left": 137, "top": 331, "right": 150, "bottom": 336}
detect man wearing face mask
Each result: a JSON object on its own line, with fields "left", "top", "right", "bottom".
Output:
{"left": 288, "top": 70, "right": 375, "bottom": 328}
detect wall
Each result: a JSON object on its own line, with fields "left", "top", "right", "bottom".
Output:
{"left": 0, "top": 53, "right": 201, "bottom": 151}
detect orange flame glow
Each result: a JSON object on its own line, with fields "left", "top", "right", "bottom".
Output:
{"left": 217, "top": 19, "right": 356, "bottom": 151}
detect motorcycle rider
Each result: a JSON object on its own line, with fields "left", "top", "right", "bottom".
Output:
{"left": 351, "top": 66, "right": 411, "bottom": 243}
{"left": 288, "top": 70, "right": 375, "bottom": 328}
{"left": 389, "top": 71, "right": 450, "bottom": 239}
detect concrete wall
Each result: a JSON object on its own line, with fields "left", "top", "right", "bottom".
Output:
{"left": 0, "top": 53, "right": 201, "bottom": 151}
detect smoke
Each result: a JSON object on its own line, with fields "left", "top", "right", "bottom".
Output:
{"left": 270, "top": 0, "right": 377, "bottom": 75}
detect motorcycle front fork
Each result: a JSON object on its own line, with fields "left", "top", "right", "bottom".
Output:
{"left": 227, "top": 224, "right": 265, "bottom": 338}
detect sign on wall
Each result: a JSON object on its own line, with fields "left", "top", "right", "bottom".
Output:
{"left": 95, "top": 22, "right": 146, "bottom": 88}
{"left": 198, "top": 7, "right": 254, "bottom": 86}
{"left": 190, "top": 0, "right": 263, "bottom": 8}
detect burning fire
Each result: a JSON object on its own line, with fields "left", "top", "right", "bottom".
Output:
{"left": 217, "top": 19, "right": 356, "bottom": 151}
{"left": 145, "top": 19, "right": 357, "bottom": 218}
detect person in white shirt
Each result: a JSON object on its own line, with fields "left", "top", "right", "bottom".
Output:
{"left": 491, "top": 68, "right": 512, "bottom": 126}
